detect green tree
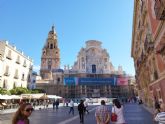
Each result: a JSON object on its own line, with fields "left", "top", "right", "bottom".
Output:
{"left": 30, "top": 89, "right": 45, "bottom": 94}
{"left": 10, "top": 87, "right": 30, "bottom": 95}
{"left": 0, "top": 87, "right": 10, "bottom": 95}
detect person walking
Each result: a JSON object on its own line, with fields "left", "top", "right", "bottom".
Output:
{"left": 84, "top": 100, "right": 89, "bottom": 114}
{"left": 12, "top": 103, "right": 33, "bottom": 124}
{"left": 55, "top": 99, "right": 60, "bottom": 110}
{"left": 53, "top": 100, "right": 56, "bottom": 110}
{"left": 78, "top": 100, "right": 85, "bottom": 123}
{"left": 68, "top": 99, "right": 74, "bottom": 115}
{"left": 95, "top": 100, "right": 110, "bottom": 124}
{"left": 111, "top": 98, "right": 126, "bottom": 124}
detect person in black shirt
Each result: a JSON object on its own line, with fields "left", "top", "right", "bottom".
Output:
{"left": 78, "top": 100, "right": 85, "bottom": 123}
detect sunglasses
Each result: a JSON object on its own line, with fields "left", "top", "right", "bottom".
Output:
{"left": 25, "top": 108, "right": 34, "bottom": 112}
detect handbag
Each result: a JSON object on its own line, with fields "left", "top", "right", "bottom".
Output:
{"left": 111, "top": 107, "right": 117, "bottom": 122}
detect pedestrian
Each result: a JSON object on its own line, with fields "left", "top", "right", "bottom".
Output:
{"left": 95, "top": 100, "right": 110, "bottom": 124}
{"left": 111, "top": 98, "right": 126, "bottom": 124}
{"left": 46, "top": 100, "right": 49, "bottom": 109}
{"left": 84, "top": 100, "right": 89, "bottom": 114}
{"left": 12, "top": 103, "right": 33, "bottom": 124}
{"left": 78, "top": 100, "right": 85, "bottom": 123}
{"left": 55, "top": 99, "right": 59, "bottom": 110}
{"left": 53, "top": 100, "right": 56, "bottom": 110}
{"left": 68, "top": 99, "right": 74, "bottom": 115}
{"left": 32, "top": 101, "right": 36, "bottom": 109}
{"left": 155, "top": 103, "right": 165, "bottom": 124}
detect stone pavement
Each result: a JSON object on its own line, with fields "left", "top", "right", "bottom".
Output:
{"left": 0, "top": 103, "right": 158, "bottom": 124}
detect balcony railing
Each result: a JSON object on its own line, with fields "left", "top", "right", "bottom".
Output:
{"left": 6, "top": 56, "right": 12, "bottom": 60}
{"left": 16, "top": 61, "right": 20, "bottom": 64}
{"left": 154, "top": 0, "right": 165, "bottom": 20}
{"left": 4, "top": 72, "right": 10, "bottom": 76}
{"left": 14, "top": 75, "right": 19, "bottom": 79}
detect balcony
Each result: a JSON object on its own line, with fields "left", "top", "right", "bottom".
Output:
{"left": 154, "top": 0, "right": 165, "bottom": 20}
{"left": 4, "top": 72, "right": 10, "bottom": 76}
{"left": 23, "top": 64, "right": 27, "bottom": 67}
{"left": 14, "top": 75, "right": 19, "bottom": 79}
{"left": 16, "top": 61, "right": 20, "bottom": 64}
{"left": 6, "top": 56, "right": 12, "bottom": 60}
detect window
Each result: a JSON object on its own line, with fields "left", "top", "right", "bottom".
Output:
{"left": 48, "top": 60, "right": 52, "bottom": 70}
{"left": 154, "top": 70, "right": 158, "bottom": 80}
{"left": 14, "top": 69, "right": 19, "bottom": 79}
{"left": 23, "top": 60, "right": 27, "bottom": 67}
{"left": 104, "top": 65, "right": 107, "bottom": 69}
{"left": 3, "top": 80, "right": 7, "bottom": 89}
{"left": 22, "top": 73, "right": 25, "bottom": 80}
{"left": 92, "top": 64, "right": 96, "bottom": 73}
{"left": 6, "top": 50, "right": 12, "bottom": 59}
{"left": 104, "top": 58, "right": 107, "bottom": 62}
{"left": 16, "top": 55, "right": 20, "bottom": 64}
{"left": 4, "top": 66, "right": 9, "bottom": 76}
{"left": 82, "top": 63, "right": 85, "bottom": 69}
{"left": 13, "top": 82, "right": 16, "bottom": 89}
{"left": 57, "top": 78, "right": 60, "bottom": 83}
{"left": 50, "top": 44, "right": 53, "bottom": 49}
{"left": 28, "top": 74, "right": 31, "bottom": 82}
{"left": 43, "top": 51, "right": 46, "bottom": 55}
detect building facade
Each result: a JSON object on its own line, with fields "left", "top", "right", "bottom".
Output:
{"left": 64, "top": 40, "right": 134, "bottom": 98}
{"left": 0, "top": 41, "right": 33, "bottom": 90}
{"left": 132, "top": 0, "right": 165, "bottom": 108}
{"left": 37, "top": 27, "right": 135, "bottom": 98}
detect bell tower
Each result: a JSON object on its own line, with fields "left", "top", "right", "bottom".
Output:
{"left": 40, "top": 25, "right": 60, "bottom": 79}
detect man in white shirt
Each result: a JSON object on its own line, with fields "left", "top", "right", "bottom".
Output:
{"left": 84, "top": 100, "right": 89, "bottom": 114}
{"left": 68, "top": 99, "right": 74, "bottom": 115}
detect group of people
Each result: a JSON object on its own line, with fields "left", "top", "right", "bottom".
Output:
{"left": 95, "top": 99, "right": 126, "bottom": 124}
{"left": 15, "top": 97, "right": 165, "bottom": 124}
{"left": 11, "top": 98, "right": 125, "bottom": 124}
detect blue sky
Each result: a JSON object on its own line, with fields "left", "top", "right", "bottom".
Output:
{"left": 0, "top": 0, "right": 135, "bottom": 75}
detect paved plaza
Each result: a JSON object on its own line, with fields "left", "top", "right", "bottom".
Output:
{"left": 0, "top": 103, "right": 157, "bottom": 124}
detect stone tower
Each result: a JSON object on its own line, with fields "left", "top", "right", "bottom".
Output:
{"left": 40, "top": 26, "right": 60, "bottom": 80}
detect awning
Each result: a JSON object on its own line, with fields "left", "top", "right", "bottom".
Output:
{"left": 47, "top": 95, "right": 62, "bottom": 99}
{"left": 21, "top": 93, "right": 48, "bottom": 99}
{"left": 0, "top": 95, "right": 12, "bottom": 99}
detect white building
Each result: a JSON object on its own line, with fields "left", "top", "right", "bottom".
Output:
{"left": 0, "top": 41, "right": 33, "bottom": 90}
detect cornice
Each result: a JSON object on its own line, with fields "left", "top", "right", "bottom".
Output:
{"left": 131, "top": 0, "right": 140, "bottom": 58}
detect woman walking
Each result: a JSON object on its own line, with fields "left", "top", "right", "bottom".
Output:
{"left": 12, "top": 103, "right": 33, "bottom": 124}
{"left": 111, "top": 99, "right": 126, "bottom": 124}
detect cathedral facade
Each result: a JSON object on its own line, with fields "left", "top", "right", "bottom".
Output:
{"left": 64, "top": 40, "right": 133, "bottom": 98}
{"left": 72, "top": 40, "right": 115, "bottom": 74}
{"left": 37, "top": 26, "right": 134, "bottom": 99}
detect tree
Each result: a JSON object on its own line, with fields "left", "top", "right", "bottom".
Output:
{"left": 0, "top": 87, "right": 10, "bottom": 95}
{"left": 30, "top": 89, "right": 45, "bottom": 93}
{"left": 10, "top": 87, "right": 30, "bottom": 95}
